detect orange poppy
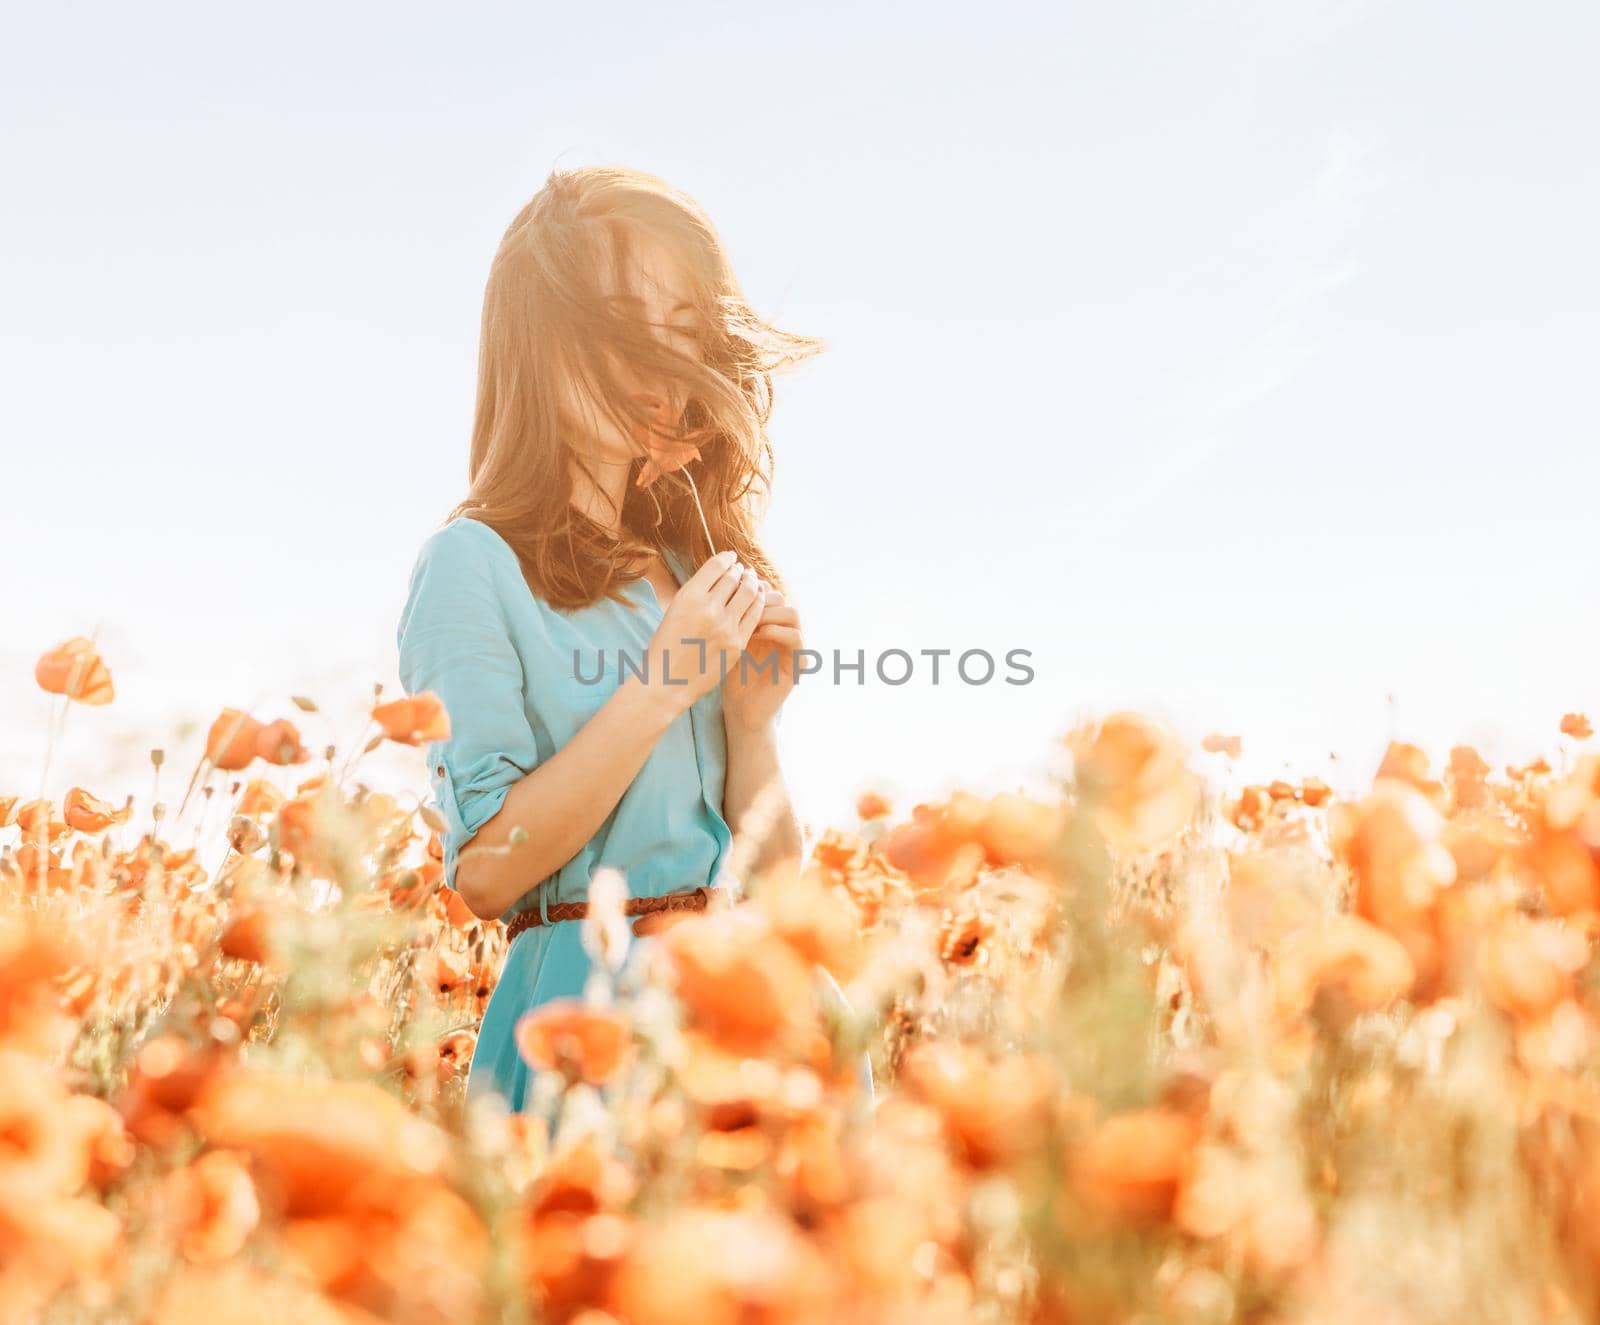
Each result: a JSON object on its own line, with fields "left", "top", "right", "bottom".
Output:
{"left": 254, "top": 718, "right": 309, "bottom": 766}
{"left": 1375, "top": 740, "right": 1447, "bottom": 808}
{"left": 142, "top": 1262, "right": 353, "bottom": 1325}
{"left": 937, "top": 906, "right": 994, "bottom": 966}
{"left": 218, "top": 905, "right": 281, "bottom": 968}
{"left": 855, "top": 789, "right": 892, "bottom": 820}
{"left": 1230, "top": 784, "right": 1274, "bottom": 832}
{"left": 1299, "top": 777, "right": 1332, "bottom": 807}
{"left": 416, "top": 946, "right": 470, "bottom": 1000}
{"left": 762, "top": 861, "right": 866, "bottom": 979}
{"left": 899, "top": 1040, "right": 1055, "bottom": 1170}
{"left": 120, "top": 1036, "right": 227, "bottom": 1150}
{"left": 521, "top": 1208, "right": 633, "bottom": 1316}
{"left": 515, "top": 999, "right": 634, "bottom": 1086}
{"left": 1478, "top": 917, "right": 1590, "bottom": 1022}
{"left": 1448, "top": 745, "right": 1492, "bottom": 810}
{"left": 189, "top": 1070, "right": 452, "bottom": 1218}
{"left": 634, "top": 435, "right": 702, "bottom": 489}
{"left": 1069, "top": 1107, "right": 1199, "bottom": 1225}
{"left": 878, "top": 801, "right": 986, "bottom": 894}
{"left": 34, "top": 637, "right": 114, "bottom": 705}
{"left": 62, "top": 787, "right": 131, "bottom": 834}
{"left": 163, "top": 1149, "right": 261, "bottom": 1264}
{"left": 372, "top": 693, "right": 451, "bottom": 745}
{"left": 0, "top": 1048, "right": 96, "bottom": 1199}
{"left": 68, "top": 1094, "right": 135, "bottom": 1190}
{"left": 1562, "top": 712, "right": 1594, "bottom": 740}
{"left": 1065, "top": 712, "right": 1200, "bottom": 851}
{"left": 1274, "top": 913, "right": 1417, "bottom": 1019}
{"left": 234, "top": 779, "right": 284, "bottom": 819}
{"left": 1328, "top": 778, "right": 1456, "bottom": 939}
{"left": 0, "top": 914, "right": 80, "bottom": 1056}
{"left": 607, "top": 1207, "right": 838, "bottom": 1325}
{"left": 664, "top": 910, "right": 814, "bottom": 1055}
{"left": 206, "top": 709, "right": 265, "bottom": 772}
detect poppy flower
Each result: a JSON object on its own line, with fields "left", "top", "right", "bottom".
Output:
{"left": 34, "top": 637, "right": 113, "bottom": 705}
{"left": 142, "top": 1262, "right": 352, "bottom": 1325}
{"left": 253, "top": 718, "right": 308, "bottom": 767}
{"left": 188, "top": 1070, "right": 452, "bottom": 1217}
{"left": 235, "top": 779, "right": 284, "bottom": 819}
{"left": 162, "top": 1149, "right": 260, "bottom": 1264}
{"left": 372, "top": 693, "right": 451, "bottom": 746}
{"left": 1069, "top": 1107, "right": 1199, "bottom": 1225}
{"left": 1328, "top": 778, "right": 1456, "bottom": 939}
{"left": 899, "top": 1040, "right": 1055, "bottom": 1170}
{"left": 1273, "top": 913, "right": 1418, "bottom": 1018}
{"left": 607, "top": 1207, "right": 838, "bottom": 1325}
{"left": 631, "top": 395, "right": 703, "bottom": 488}
{"left": 938, "top": 907, "right": 994, "bottom": 966}
{"left": 664, "top": 910, "right": 814, "bottom": 1055}
{"left": 62, "top": 787, "right": 131, "bottom": 834}
{"left": 515, "top": 999, "right": 634, "bottom": 1086}
{"left": 205, "top": 709, "right": 265, "bottom": 772}
{"left": 855, "top": 789, "right": 892, "bottom": 821}
{"left": 1065, "top": 712, "right": 1201, "bottom": 851}
{"left": 1478, "top": 917, "right": 1590, "bottom": 1022}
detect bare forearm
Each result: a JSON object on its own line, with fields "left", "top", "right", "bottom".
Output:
{"left": 455, "top": 678, "right": 683, "bottom": 918}
{"left": 722, "top": 721, "right": 804, "bottom": 881}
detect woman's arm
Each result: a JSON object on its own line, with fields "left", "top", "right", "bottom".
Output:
{"left": 456, "top": 549, "right": 765, "bottom": 918}
{"left": 721, "top": 718, "right": 805, "bottom": 882}
{"left": 452, "top": 678, "right": 686, "bottom": 918}
{"left": 400, "top": 530, "right": 763, "bottom": 921}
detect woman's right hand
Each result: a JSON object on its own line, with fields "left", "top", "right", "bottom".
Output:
{"left": 638, "top": 548, "right": 765, "bottom": 712}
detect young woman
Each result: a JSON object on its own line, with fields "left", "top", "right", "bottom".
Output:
{"left": 396, "top": 166, "right": 826, "bottom": 1114}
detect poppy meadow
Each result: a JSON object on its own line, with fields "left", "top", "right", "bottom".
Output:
{"left": 6, "top": 635, "right": 1600, "bottom": 1323}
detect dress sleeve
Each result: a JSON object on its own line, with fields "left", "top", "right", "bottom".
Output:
{"left": 396, "top": 522, "right": 542, "bottom": 894}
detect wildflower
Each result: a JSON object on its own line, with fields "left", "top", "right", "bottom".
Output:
{"left": 372, "top": 693, "right": 451, "bottom": 745}
{"left": 62, "top": 787, "right": 131, "bottom": 834}
{"left": 34, "top": 637, "right": 114, "bottom": 705}
{"left": 516, "top": 1000, "right": 634, "bottom": 1086}
{"left": 1066, "top": 711, "right": 1201, "bottom": 851}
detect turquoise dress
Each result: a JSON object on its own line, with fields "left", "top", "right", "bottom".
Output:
{"left": 395, "top": 514, "right": 736, "bottom": 1111}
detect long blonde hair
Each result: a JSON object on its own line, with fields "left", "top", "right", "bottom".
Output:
{"left": 447, "top": 165, "right": 824, "bottom": 611}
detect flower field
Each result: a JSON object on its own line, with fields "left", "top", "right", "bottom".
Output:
{"left": 6, "top": 636, "right": 1600, "bottom": 1323}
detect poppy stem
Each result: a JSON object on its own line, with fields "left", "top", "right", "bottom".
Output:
{"left": 679, "top": 467, "right": 717, "bottom": 560}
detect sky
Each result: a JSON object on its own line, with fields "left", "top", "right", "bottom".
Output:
{"left": 2, "top": 1, "right": 1597, "bottom": 835}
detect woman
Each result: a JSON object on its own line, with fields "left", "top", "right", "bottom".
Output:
{"left": 396, "top": 165, "right": 826, "bottom": 1114}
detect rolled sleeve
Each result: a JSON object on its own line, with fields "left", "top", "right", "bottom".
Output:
{"left": 396, "top": 521, "right": 542, "bottom": 893}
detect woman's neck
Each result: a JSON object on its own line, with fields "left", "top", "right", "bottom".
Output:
{"left": 567, "top": 453, "right": 632, "bottom": 535}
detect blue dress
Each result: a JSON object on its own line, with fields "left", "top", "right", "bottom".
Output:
{"left": 396, "top": 514, "right": 736, "bottom": 1111}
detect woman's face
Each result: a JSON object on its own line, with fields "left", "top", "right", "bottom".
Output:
{"left": 560, "top": 232, "right": 706, "bottom": 469}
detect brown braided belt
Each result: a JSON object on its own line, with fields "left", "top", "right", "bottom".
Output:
{"left": 505, "top": 884, "right": 714, "bottom": 943}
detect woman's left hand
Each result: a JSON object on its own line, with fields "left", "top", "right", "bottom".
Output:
{"left": 720, "top": 586, "right": 802, "bottom": 733}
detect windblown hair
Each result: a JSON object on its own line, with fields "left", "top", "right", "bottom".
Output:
{"left": 445, "top": 165, "right": 825, "bottom": 611}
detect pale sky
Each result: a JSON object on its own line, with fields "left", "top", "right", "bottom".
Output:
{"left": 3, "top": 1, "right": 1597, "bottom": 834}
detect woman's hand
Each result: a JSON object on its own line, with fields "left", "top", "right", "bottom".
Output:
{"left": 721, "top": 588, "right": 802, "bottom": 733}
{"left": 634, "top": 549, "right": 764, "bottom": 715}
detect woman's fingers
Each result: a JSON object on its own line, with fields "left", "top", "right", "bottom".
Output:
{"left": 728, "top": 569, "right": 763, "bottom": 632}
{"left": 689, "top": 549, "right": 740, "bottom": 590}
{"left": 755, "top": 601, "right": 798, "bottom": 629}
{"left": 708, "top": 561, "right": 746, "bottom": 607}
{"left": 748, "top": 625, "right": 802, "bottom": 650}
